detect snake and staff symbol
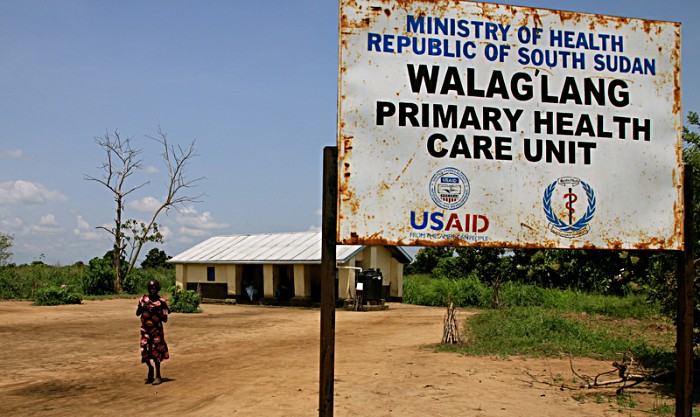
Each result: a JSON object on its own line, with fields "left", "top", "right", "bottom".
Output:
{"left": 543, "top": 177, "right": 596, "bottom": 238}
{"left": 564, "top": 188, "right": 577, "bottom": 225}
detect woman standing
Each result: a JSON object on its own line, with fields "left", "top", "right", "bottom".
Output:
{"left": 136, "top": 279, "right": 170, "bottom": 385}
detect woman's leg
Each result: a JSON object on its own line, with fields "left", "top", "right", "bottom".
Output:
{"left": 152, "top": 361, "right": 162, "bottom": 385}
{"left": 145, "top": 360, "right": 154, "bottom": 383}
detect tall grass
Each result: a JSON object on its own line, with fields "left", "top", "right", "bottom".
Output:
{"left": 0, "top": 264, "right": 85, "bottom": 299}
{"left": 499, "top": 281, "right": 659, "bottom": 319}
{"left": 0, "top": 264, "right": 175, "bottom": 300}
{"left": 403, "top": 274, "right": 491, "bottom": 308}
{"left": 455, "top": 306, "right": 674, "bottom": 370}
{"left": 405, "top": 275, "right": 675, "bottom": 370}
{"left": 403, "top": 275, "right": 660, "bottom": 319}
{"left": 460, "top": 307, "right": 656, "bottom": 358}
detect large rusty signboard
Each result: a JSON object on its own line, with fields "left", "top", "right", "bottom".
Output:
{"left": 337, "top": 0, "right": 683, "bottom": 250}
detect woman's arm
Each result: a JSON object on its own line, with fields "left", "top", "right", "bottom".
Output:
{"left": 136, "top": 297, "right": 150, "bottom": 316}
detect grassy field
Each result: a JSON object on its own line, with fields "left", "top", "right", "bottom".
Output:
{"left": 0, "top": 263, "right": 175, "bottom": 300}
{"left": 403, "top": 275, "right": 674, "bottom": 365}
{"left": 403, "top": 273, "right": 690, "bottom": 416}
{"left": 450, "top": 306, "right": 675, "bottom": 369}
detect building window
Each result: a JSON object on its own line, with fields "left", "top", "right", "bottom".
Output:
{"left": 207, "top": 266, "right": 215, "bottom": 282}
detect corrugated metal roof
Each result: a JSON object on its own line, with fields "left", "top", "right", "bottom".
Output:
{"left": 168, "top": 232, "right": 371, "bottom": 264}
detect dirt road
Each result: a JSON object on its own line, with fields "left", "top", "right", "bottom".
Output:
{"left": 0, "top": 299, "right": 668, "bottom": 416}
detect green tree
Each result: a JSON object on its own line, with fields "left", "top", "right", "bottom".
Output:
{"left": 141, "top": 248, "right": 172, "bottom": 269}
{"left": 453, "top": 247, "right": 506, "bottom": 282}
{"left": 405, "top": 246, "right": 454, "bottom": 274}
{"left": 82, "top": 251, "right": 127, "bottom": 295}
{"left": 0, "top": 232, "right": 13, "bottom": 266}
{"left": 429, "top": 247, "right": 506, "bottom": 282}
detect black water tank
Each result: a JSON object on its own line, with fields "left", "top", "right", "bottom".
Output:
{"left": 357, "top": 268, "right": 383, "bottom": 301}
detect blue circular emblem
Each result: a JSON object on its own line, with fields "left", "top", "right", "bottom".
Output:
{"left": 543, "top": 177, "right": 596, "bottom": 238}
{"left": 429, "top": 167, "right": 470, "bottom": 210}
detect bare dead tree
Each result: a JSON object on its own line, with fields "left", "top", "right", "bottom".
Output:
{"left": 85, "top": 131, "right": 146, "bottom": 292}
{"left": 85, "top": 128, "right": 203, "bottom": 292}
{"left": 124, "top": 127, "right": 204, "bottom": 278}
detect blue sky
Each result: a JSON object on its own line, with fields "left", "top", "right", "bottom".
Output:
{"left": 1, "top": 0, "right": 698, "bottom": 265}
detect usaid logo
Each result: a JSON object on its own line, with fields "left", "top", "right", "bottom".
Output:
{"left": 429, "top": 167, "right": 470, "bottom": 210}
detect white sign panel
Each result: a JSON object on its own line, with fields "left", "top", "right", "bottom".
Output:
{"left": 337, "top": 0, "right": 683, "bottom": 250}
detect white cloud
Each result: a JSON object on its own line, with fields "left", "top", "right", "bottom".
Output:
{"left": 158, "top": 225, "right": 173, "bottom": 240}
{"left": 26, "top": 223, "right": 62, "bottom": 234}
{"left": 0, "top": 216, "right": 23, "bottom": 231}
{"left": 0, "top": 149, "right": 29, "bottom": 159}
{"left": 0, "top": 180, "right": 67, "bottom": 205}
{"left": 178, "top": 205, "right": 197, "bottom": 215}
{"left": 143, "top": 165, "right": 159, "bottom": 174}
{"left": 177, "top": 226, "right": 211, "bottom": 238}
{"left": 128, "top": 196, "right": 162, "bottom": 212}
{"left": 39, "top": 214, "right": 57, "bottom": 226}
{"left": 176, "top": 207, "right": 229, "bottom": 231}
{"left": 24, "top": 213, "right": 62, "bottom": 234}
{"left": 172, "top": 207, "right": 229, "bottom": 239}
{"left": 72, "top": 215, "right": 105, "bottom": 241}
{"left": 76, "top": 215, "right": 90, "bottom": 230}
{"left": 174, "top": 235, "right": 195, "bottom": 244}
{"left": 309, "top": 209, "right": 322, "bottom": 232}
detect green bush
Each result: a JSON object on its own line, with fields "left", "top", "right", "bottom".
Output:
{"left": 122, "top": 270, "right": 139, "bottom": 294}
{"left": 33, "top": 286, "right": 82, "bottom": 306}
{"left": 169, "top": 286, "right": 201, "bottom": 313}
{"left": 82, "top": 256, "right": 118, "bottom": 295}
{"left": 126, "top": 267, "right": 176, "bottom": 295}
{"left": 123, "top": 269, "right": 148, "bottom": 294}
{"left": 0, "top": 266, "right": 23, "bottom": 299}
{"left": 432, "top": 257, "right": 467, "bottom": 280}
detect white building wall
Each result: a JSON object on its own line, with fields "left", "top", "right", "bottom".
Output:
{"left": 173, "top": 246, "right": 406, "bottom": 301}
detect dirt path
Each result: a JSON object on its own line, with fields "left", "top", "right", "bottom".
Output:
{"left": 0, "top": 299, "right": 670, "bottom": 416}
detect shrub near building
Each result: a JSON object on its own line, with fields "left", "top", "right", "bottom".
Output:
{"left": 169, "top": 286, "right": 201, "bottom": 313}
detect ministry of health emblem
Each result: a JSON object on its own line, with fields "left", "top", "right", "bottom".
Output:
{"left": 543, "top": 177, "right": 596, "bottom": 238}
